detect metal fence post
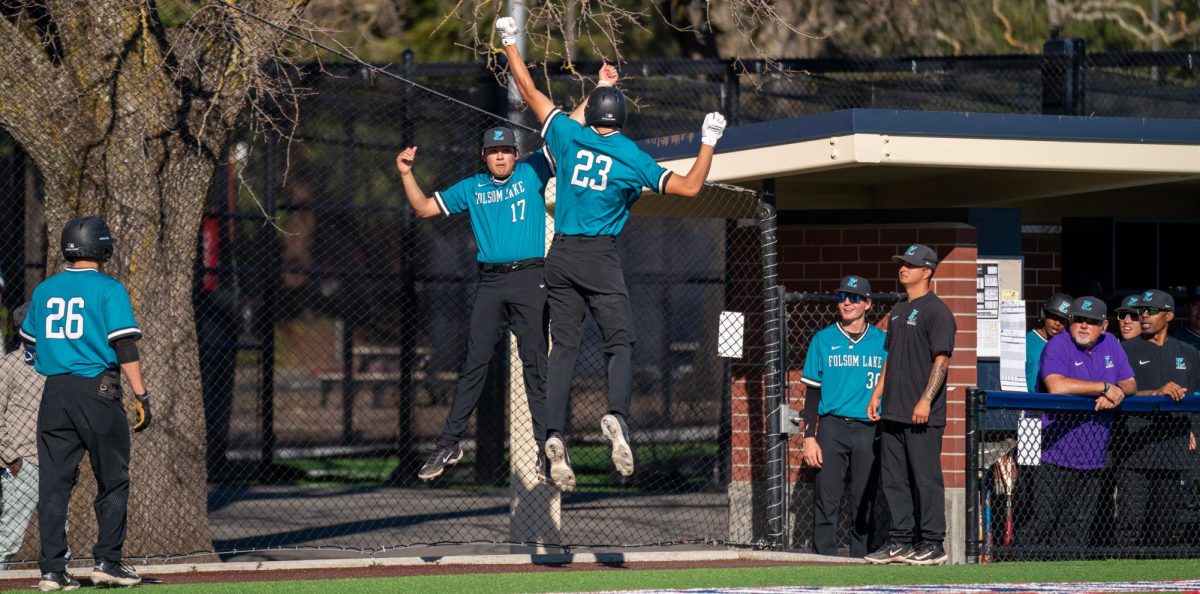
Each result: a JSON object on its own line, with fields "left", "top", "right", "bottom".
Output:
{"left": 965, "top": 386, "right": 983, "bottom": 563}
{"left": 259, "top": 125, "right": 278, "bottom": 472}
{"left": 391, "top": 48, "right": 419, "bottom": 485}
{"left": 759, "top": 201, "right": 785, "bottom": 548}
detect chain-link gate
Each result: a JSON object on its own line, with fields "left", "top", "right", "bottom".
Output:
{"left": 967, "top": 389, "right": 1200, "bottom": 561}
{"left": 776, "top": 291, "right": 903, "bottom": 553}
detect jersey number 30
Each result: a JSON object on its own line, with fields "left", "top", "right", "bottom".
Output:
{"left": 45, "top": 297, "right": 85, "bottom": 340}
{"left": 570, "top": 150, "right": 612, "bottom": 191}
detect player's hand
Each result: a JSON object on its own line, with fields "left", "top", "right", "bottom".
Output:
{"left": 866, "top": 393, "right": 882, "bottom": 422}
{"left": 598, "top": 63, "right": 618, "bottom": 87}
{"left": 5, "top": 458, "right": 22, "bottom": 478}
{"left": 912, "top": 398, "right": 931, "bottom": 425}
{"left": 700, "top": 112, "right": 726, "bottom": 147}
{"left": 495, "top": 16, "right": 519, "bottom": 46}
{"left": 802, "top": 437, "right": 823, "bottom": 469}
{"left": 1095, "top": 385, "right": 1121, "bottom": 411}
{"left": 132, "top": 393, "right": 152, "bottom": 432}
{"left": 1158, "top": 381, "right": 1187, "bottom": 401}
{"left": 396, "top": 146, "right": 418, "bottom": 176}
{"left": 1191, "top": 431, "right": 1196, "bottom": 452}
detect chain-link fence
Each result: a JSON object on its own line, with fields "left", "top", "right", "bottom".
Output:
{"left": 0, "top": 45, "right": 773, "bottom": 563}
{"left": 967, "top": 389, "right": 1200, "bottom": 561}
{"left": 778, "top": 291, "right": 904, "bottom": 553}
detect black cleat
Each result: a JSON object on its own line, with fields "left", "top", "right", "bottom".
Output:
{"left": 904, "top": 541, "right": 948, "bottom": 565}
{"left": 91, "top": 559, "right": 142, "bottom": 587}
{"left": 864, "top": 541, "right": 914, "bottom": 565}
{"left": 600, "top": 414, "right": 635, "bottom": 477}
{"left": 418, "top": 443, "right": 464, "bottom": 481}
{"left": 37, "top": 571, "right": 80, "bottom": 591}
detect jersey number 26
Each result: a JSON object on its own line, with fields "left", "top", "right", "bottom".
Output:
{"left": 45, "top": 297, "right": 85, "bottom": 340}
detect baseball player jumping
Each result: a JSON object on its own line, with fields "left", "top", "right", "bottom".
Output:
{"left": 20, "top": 217, "right": 150, "bottom": 591}
{"left": 496, "top": 14, "right": 727, "bottom": 491}
{"left": 399, "top": 66, "right": 619, "bottom": 483}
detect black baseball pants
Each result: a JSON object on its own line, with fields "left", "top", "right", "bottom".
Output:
{"left": 37, "top": 371, "right": 130, "bottom": 572}
{"left": 438, "top": 262, "right": 549, "bottom": 451}
{"left": 880, "top": 420, "right": 945, "bottom": 545}
{"left": 812, "top": 415, "right": 879, "bottom": 557}
{"left": 544, "top": 235, "right": 635, "bottom": 436}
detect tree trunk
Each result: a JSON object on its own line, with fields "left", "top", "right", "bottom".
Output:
{"left": 0, "top": 1, "right": 304, "bottom": 562}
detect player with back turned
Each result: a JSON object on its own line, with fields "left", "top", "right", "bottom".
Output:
{"left": 799, "top": 275, "right": 886, "bottom": 557}
{"left": 496, "top": 15, "right": 727, "bottom": 491}
{"left": 19, "top": 217, "right": 150, "bottom": 591}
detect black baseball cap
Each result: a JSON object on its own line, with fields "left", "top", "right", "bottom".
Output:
{"left": 482, "top": 127, "right": 517, "bottom": 150}
{"left": 838, "top": 275, "right": 872, "bottom": 298}
{"left": 1136, "top": 289, "right": 1174, "bottom": 312}
{"left": 1114, "top": 294, "right": 1141, "bottom": 315}
{"left": 891, "top": 244, "right": 938, "bottom": 271}
{"left": 1068, "top": 296, "right": 1107, "bottom": 321}
{"left": 1043, "top": 293, "right": 1073, "bottom": 319}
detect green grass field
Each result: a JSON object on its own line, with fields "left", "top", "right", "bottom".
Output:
{"left": 5, "top": 559, "right": 1193, "bottom": 594}
{"left": 275, "top": 442, "right": 719, "bottom": 491}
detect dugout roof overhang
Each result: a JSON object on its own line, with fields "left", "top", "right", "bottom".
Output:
{"left": 635, "top": 109, "right": 1200, "bottom": 218}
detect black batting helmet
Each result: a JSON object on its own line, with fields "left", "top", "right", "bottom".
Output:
{"left": 61, "top": 216, "right": 115, "bottom": 263}
{"left": 584, "top": 86, "right": 627, "bottom": 129}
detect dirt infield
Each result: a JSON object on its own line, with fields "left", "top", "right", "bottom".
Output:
{"left": 0, "top": 559, "right": 814, "bottom": 590}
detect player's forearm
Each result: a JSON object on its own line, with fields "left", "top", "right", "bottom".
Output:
{"left": 1117, "top": 378, "right": 1136, "bottom": 396}
{"left": 666, "top": 144, "right": 714, "bottom": 198}
{"left": 400, "top": 172, "right": 440, "bottom": 218}
{"left": 1043, "top": 374, "right": 1105, "bottom": 397}
{"left": 872, "top": 361, "right": 888, "bottom": 400}
{"left": 919, "top": 355, "right": 950, "bottom": 402}
{"left": 802, "top": 386, "right": 822, "bottom": 435}
{"left": 503, "top": 45, "right": 555, "bottom": 121}
{"left": 121, "top": 361, "right": 146, "bottom": 395}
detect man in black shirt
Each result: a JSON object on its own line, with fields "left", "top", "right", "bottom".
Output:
{"left": 865, "top": 244, "right": 957, "bottom": 566}
{"left": 1116, "top": 289, "right": 1200, "bottom": 549}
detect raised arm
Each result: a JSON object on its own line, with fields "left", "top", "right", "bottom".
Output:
{"left": 497, "top": 18, "right": 556, "bottom": 123}
{"left": 395, "top": 147, "right": 442, "bottom": 219}
{"left": 663, "top": 113, "right": 726, "bottom": 198}
{"left": 568, "top": 63, "right": 619, "bottom": 124}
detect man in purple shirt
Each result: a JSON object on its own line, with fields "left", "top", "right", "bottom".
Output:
{"left": 1020, "top": 296, "right": 1135, "bottom": 555}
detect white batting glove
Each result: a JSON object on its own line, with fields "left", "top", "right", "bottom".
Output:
{"left": 700, "top": 112, "right": 727, "bottom": 147}
{"left": 495, "top": 17, "right": 519, "bottom": 46}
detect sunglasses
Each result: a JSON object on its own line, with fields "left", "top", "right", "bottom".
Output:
{"left": 1071, "top": 316, "right": 1104, "bottom": 326}
{"left": 1136, "top": 307, "right": 1164, "bottom": 317}
{"left": 1117, "top": 311, "right": 1140, "bottom": 322}
{"left": 836, "top": 292, "right": 865, "bottom": 304}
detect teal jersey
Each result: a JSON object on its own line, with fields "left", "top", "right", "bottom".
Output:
{"left": 19, "top": 268, "right": 142, "bottom": 377}
{"left": 434, "top": 154, "right": 553, "bottom": 263}
{"left": 540, "top": 109, "right": 671, "bottom": 236}
{"left": 799, "top": 323, "right": 887, "bottom": 421}
{"left": 1025, "top": 329, "right": 1048, "bottom": 393}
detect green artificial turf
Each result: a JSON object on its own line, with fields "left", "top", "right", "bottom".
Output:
{"left": 7, "top": 558, "right": 1192, "bottom": 594}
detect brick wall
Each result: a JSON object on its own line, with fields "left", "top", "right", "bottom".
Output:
{"left": 729, "top": 224, "right": 978, "bottom": 496}
{"left": 1022, "top": 233, "right": 1063, "bottom": 327}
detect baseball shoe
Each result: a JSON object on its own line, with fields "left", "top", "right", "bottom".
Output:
{"left": 91, "top": 560, "right": 142, "bottom": 587}
{"left": 600, "top": 413, "right": 635, "bottom": 477}
{"left": 904, "top": 541, "right": 947, "bottom": 565}
{"left": 418, "top": 443, "right": 464, "bottom": 481}
{"left": 864, "top": 541, "right": 914, "bottom": 565}
{"left": 36, "top": 572, "right": 79, "bottom": 592}
{"left": 544, "top": 435, "right": 575, "bottom": 492}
